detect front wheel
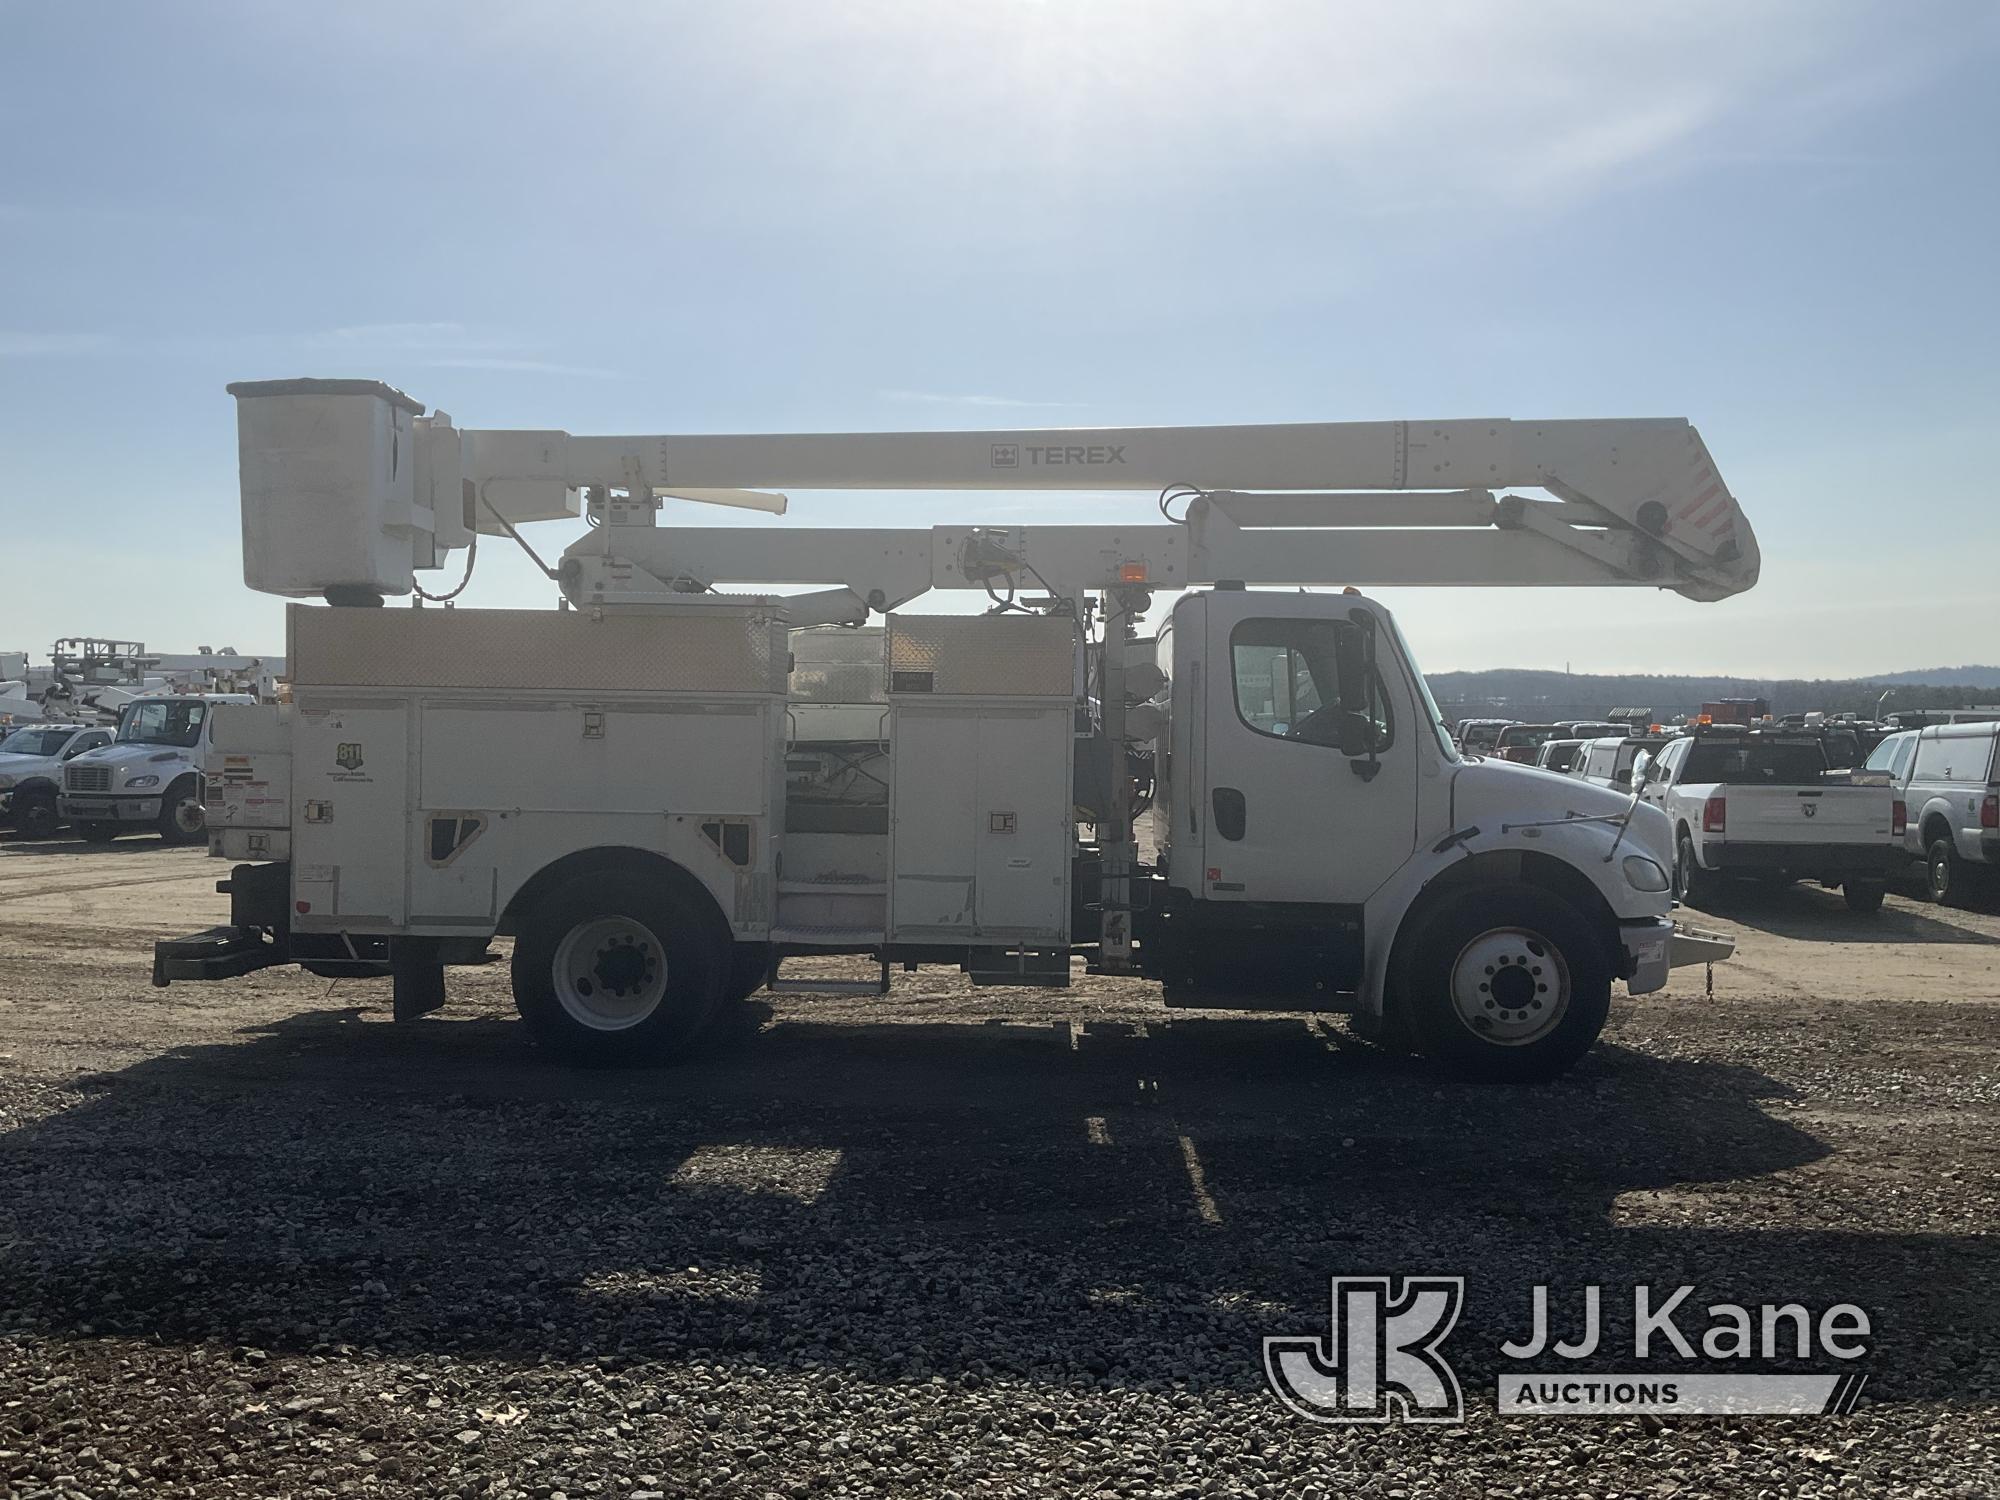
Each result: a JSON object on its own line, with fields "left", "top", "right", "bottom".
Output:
{"left": 1396, "top": 886, "right": 1612, "bottom": 1084}
{"left": 157, "top": 784, "right": 206, "bottom": 845}
{"left": 1842, "top": 879, "right": 1887, "bottom": 913}
{"left": 510, "top": 871, "right": 726, "bottom": 1065}
{"left": 12, "top": 789, "right": 59, "bottom": 841}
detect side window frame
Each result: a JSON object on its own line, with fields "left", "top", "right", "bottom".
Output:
{"left": 1227, "top": 617, "right": 1395, "bottom": 753}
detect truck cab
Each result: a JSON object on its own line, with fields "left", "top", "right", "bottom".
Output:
{"left": 61, "top": 694, "right": 254, "bottom": 844}
{"left": 1138, "top": 589, "right": 1686, "bottom": 1075}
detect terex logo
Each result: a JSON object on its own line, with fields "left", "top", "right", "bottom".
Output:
{"left": 989, "top": 442, "right": 1127, "bottom": 469}
{"left": 1264, "top": 1276, "right": 1465, "bottom": 1424}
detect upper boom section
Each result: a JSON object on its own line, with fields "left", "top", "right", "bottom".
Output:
{"left": 226, "top": 378, "right": 1759, "bottom": 608}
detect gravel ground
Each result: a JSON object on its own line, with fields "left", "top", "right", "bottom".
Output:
{"left": 1, "top": 837, "right": 1996, "bottom": 1498}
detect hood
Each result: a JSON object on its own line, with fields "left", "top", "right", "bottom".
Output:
{"left": 0, "top": 751, "right": 55, "bottom": 773}
{"left": 74, "top": 743, "right": 190, "bottom": 769}
{"left": 1452, "top": 756, "right": 1674, "bottom": 866}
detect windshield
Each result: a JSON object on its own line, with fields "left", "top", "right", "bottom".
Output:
{"left": 1386, "top": 612, "right": 1459, "bottom": 762}
{"left": 1497, "top": 725, "right": 1558, "bottom": 750}
{"left": 1682, "top": 736, "right": 1829, "bottom": 785}
{"left": 116, "top": 699, "right": 207, "bottom": 749}
{"left": 0, "top": 727, "right": 73, "bottom": 756}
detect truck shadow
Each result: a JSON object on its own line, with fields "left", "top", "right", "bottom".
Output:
{"left": 0, "top": 1006, "right": 1990, "bottom": 1401}
{"left": 1688, "top": 883, "right": 2000, "bottom": 944}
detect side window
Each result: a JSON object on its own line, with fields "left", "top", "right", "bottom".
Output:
{"left": 1229, "top": 617, "right": 1393, "bottom": 751}
{"left": 1912, "top": 733, "right": 1978, "bottom": 783}
{"left": 1891, "top": 736, "right": 1916, "bottom": 780}
{"left": 1863, "top": 735, "right": 1901, "bottom": 773}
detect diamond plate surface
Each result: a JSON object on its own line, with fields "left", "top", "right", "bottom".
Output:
{"left": 289, "top": 605, "right": 786, "bottom": 693}
{"left": 885, "top": 615, "right": 1076, "bottom": 697}
{"left": 790, "top": 626, "right": 886, "bottom": 703}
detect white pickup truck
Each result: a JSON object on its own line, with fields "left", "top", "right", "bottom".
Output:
{"left": 0, "top": 722, "right": 115, "bottom": 839}
{"left": 1639, "top": 729, "right": 1904, "bottom": 912}
{"left": 59, "top": 694, "right": 255, "bottom": 844}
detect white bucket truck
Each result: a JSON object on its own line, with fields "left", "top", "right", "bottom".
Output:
{"left": 154, "top": 379, "right": 1756, "bottom": 1081}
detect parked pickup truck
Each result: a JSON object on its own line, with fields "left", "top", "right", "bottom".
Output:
{"left": 60, "top": 694, "right": 255, "bottom": 844}
{"left": 1638, "top": 728, "right": 1903, "bottom": 912}
{"left": 0, "top": 722, "right": 114, "bottom": 839}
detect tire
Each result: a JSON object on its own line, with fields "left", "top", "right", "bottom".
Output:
{"left": 510, "top": 870, "right": 725, "bottom": 1065}
{"left": 157, "top": 782, "right": 206, "bottom": 845}
{"left": 76, "top": 821, "right": 119, "bottom": 844}
{"left": 1396, "top": 885, "right": 1612, "bottom": 1084}
{"left": 1674, "top": 829, "right": 1721, "bottom": 909}
{"left": 1842, "top": 879, "right": 1886, "bottom": 914}
{"left": 12, "top": 788, "right": 59, "bottom": 841}
{"left": 724, "top": 943, "right": 771, "bottom": 1005}
{"left": 1927, "top": 835, "right": 1964, "bottom": 906}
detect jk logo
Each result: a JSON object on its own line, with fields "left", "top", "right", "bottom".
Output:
{"left": 1264, "top": 1276, "right": 1465, "bottom": 1424}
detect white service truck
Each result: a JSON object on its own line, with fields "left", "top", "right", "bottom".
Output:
{"left": 154, "top": 379, "right": 1759, "bottom": 1082}
{"left": 60, "top": 694, "right": 256, "bottom": 844}
{"left": 1638, "top": 728, "right": 1904, "bottom": 911}
{"left": 0, "top": 722, "right": 114, "bottom": 839}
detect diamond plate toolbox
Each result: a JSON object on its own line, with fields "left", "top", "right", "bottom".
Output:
{"left": 289, "top": 604, "right": 788, "bottom": 693}
{"left": 884, "top": 614, "right": 1076, "bottom": 697}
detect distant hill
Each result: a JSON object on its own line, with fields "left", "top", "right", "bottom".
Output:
{"left": 1428, "top": 667, "right": 2000, "bottom": 723}
{"left": 1865, "top": 666, "right": 2000, "bottom": 687}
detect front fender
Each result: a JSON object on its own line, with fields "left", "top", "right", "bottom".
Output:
{"left": 1357, "top": 764, "right": 1673, "bottom": 1017}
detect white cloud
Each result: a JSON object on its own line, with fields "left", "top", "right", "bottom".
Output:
{"left": 0, "top": 331, "right": 116, "bottom": 357}
{"left": 880, "top": 388, "right": 1080, "bottom": 409}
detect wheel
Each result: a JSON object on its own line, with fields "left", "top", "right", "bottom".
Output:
{"left": 1927, "top": 835, "right": 1965, "bottom": 906}
{"left": 12, "top": 789, "right": 59, "bottom": 841}
{"left": 157, "top": 783, "right": 206, "bottom": 845}
{"left": 76, "top": 821, "right": 119, "bottom": 844}
{"left": 1396, "top": 886, "right": 1612, "bottom": 1083}
{"left": 1843, "top": 879, "right": 1886, "bottom": 914}
{"left": 510, "top": 871, "right": 725, "bottom": 1065}
{"left": 724, "top": 943, "right": 771, "bottom": 1005}
{"left": 1674, "top": 829, "right": 1721, "bottom": 909}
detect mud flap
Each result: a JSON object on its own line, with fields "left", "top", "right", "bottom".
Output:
{"left": 390, "top": 937, "right": 447, "bottom": 1021}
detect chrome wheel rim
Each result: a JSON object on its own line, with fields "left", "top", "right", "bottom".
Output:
{"left": 1449, "top": 927, "right": 1571, "bottom": 1047}
{"left": 552, "top": 915, "right": 668, "bottom": 1031}
{"left": 172, "top": 797, "right": 205, "bottom": 835}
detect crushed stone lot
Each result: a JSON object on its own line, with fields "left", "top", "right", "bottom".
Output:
{"left": 0, "top": 839, "right": 1996, "bottom": 1499}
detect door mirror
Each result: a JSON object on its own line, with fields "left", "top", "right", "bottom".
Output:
{"left": 1338, "top": 608, "right": 1383, "bottom": 778}
{"left": 1334, "top": 712, "right": 1375, "bottom": 758}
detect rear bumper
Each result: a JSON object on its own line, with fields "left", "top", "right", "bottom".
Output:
{"left": 1710, "top": 842, "right": 1902, "bottom": 877}
{"left": 1977, "top": 831, "right": 2000, "bottom": 866}
{"left": 59, "top": 793, "right": 161, "bottom": 824}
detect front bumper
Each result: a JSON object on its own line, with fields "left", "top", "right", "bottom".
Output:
{"left": 1619, "top": 917, "right": 1674, "bottom": 996}
{"left": 1710, "top": 842, "right": 1902, "bottom": 877}
{"left": 59, "top": 793, "right": 162, "bottom": 824}
{"left": 1620, "top": 915, "right": 1736, "bottom": 996}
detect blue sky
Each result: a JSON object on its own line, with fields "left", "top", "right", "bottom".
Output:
{"left": 3, "top": 1, "right": 1996, "bottom": 676}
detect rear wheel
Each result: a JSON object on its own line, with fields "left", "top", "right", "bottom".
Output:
{"left": 1397, "top": 886, "right": 1611, "bottom": 1083}
{"left": 1674, "top": 829, "right": 1721, "bottom": 909}
{"left": 1926, "top": 835, "right": 1969, "bottom": 906}
{"left": 510, "top": 871, "right": 725, "bottom": 1065}
{"left": 76, "top": 821, "right": 119, "bottom": 844}
{"left": 12, "top": 788, "right": 59, "bottom": 840}
{"left": 157, "top": 783, "right": 205, "bottom": 845}
{"left": 1843, "top": 879, "right": 1887, "bottom": 914}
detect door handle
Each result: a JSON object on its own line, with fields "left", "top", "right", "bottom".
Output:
{"left": 1211, "top": 786, "right": 1246, "bottom": 841}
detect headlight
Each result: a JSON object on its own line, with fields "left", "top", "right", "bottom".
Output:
{"left": 1622, "top": 854, "right": 1671, "bottom": 892}
{"left": 125, "top": 774, "right": 160, "bottom": 789}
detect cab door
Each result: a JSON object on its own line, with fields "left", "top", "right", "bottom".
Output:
{"left": 1195, "top": 593, "right": 1420, "bottom": 906}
